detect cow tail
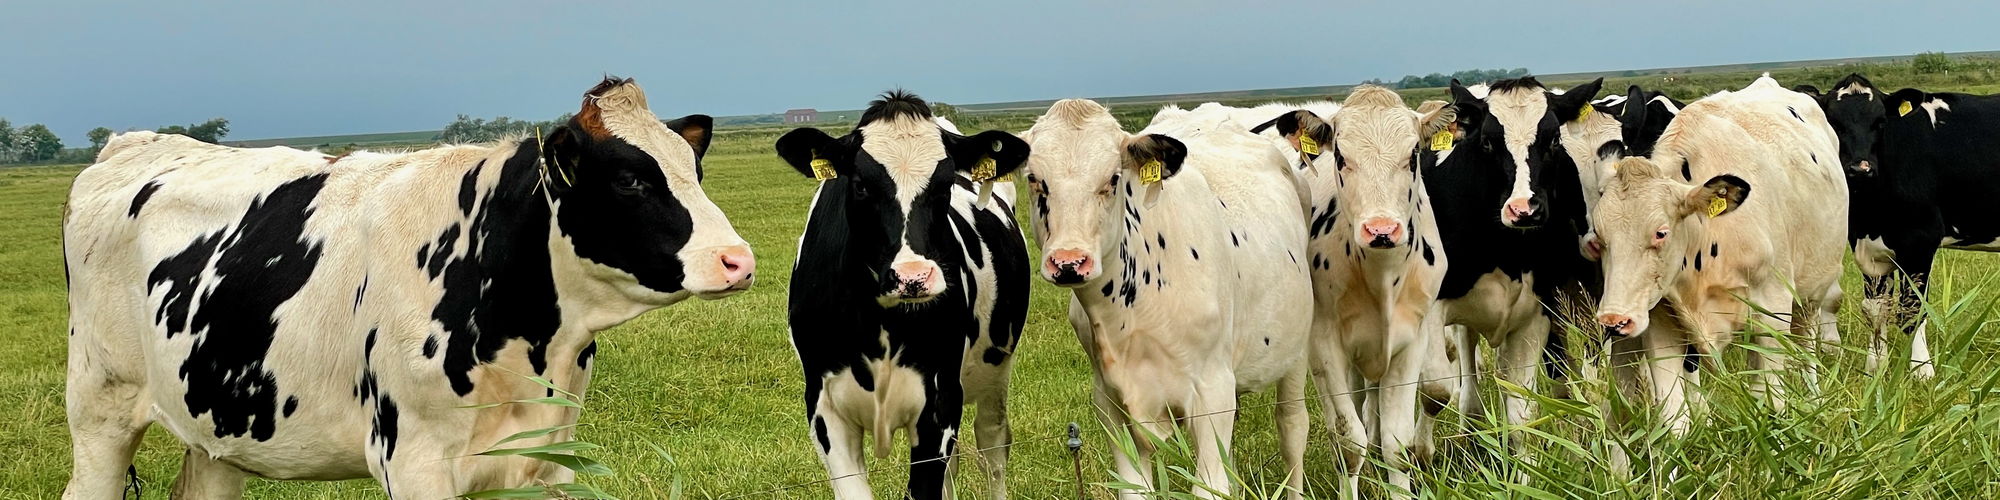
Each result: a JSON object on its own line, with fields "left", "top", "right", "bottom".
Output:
{"left": 872, "top": 392, "right": 896, "bottom": 459}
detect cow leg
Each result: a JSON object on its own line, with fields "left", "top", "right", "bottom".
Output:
{"left": 1498, "top": 315, "right": 1549, "bottom": 428}
{"left": 1377, "top": 317, "right": 1429, "bottom": 495}
{"left": 1450, "top": 325, "right": 1485, "bottom": 421}
{"left": 814, "top": 408, "right": 872, "bottom": 500}
{"left": 1901, "top": 257, "right": 1937, "bottom": 379}
{"left": 906, "top": 384, "right": 962, "bottom": 500}
{"left": 1745, "top": 294, "right": 1794, "bottom": 411}
{"left": 1273, "top": 365, "right": 1309, "bottom": 500}
{"left": 1308, "top": 316, "right": 1365, "bottom": 497}
{"left": 172, "top": 447, "right": 247, "bottom": 499}
{"left": 1860, "top": 272, "right": 1895, "bottom": 375}
{"left": 1641, "top": 319, "right": 1694, "bottom": 436}
{"left": 61, "top": 354, "right": 149, "bottom": 500}
{"left": 968, "top": 363, "right": 1012, "bottom": 500}
{"left": 1187, "top": 377, "right": 1238, "bottom": 499}
{"left": 1094, "top": 382, "right": 1152, "bottom": 500}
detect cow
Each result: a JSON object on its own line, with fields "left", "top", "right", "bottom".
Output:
{"left": 1274, "top": 86, "right": 1454, "bottom": 493}
{"left": 1591, "top": 76, "right": 1846, "bottom": 424}
{"left": 61, "top": 77, "right": 752, "bottom": 499}
{"left": 1018, "top": 98, "right": 1312, "bottom": 499}
{"left": 1800, "top": 73, "right": 2000, "bottom": 379}
{"left": 1394, "top": 77, "right": 1602, "bottom": 434}
{"left": 772, "top": 91, "right": 1030, "bottom": 500}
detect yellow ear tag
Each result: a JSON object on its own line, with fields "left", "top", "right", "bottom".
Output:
{"left": 1578, "top": 105, "right": 1594, "bottom": 122}
{"left": 1898, "top": 101, "right": 1914, "bottom": 117}
{"left": 1429, "top": 130, "right": 1454, "bottom": 151}
{"left": 970, "top": 156, "right": 997, "bottom": 182}
{"left": 810, "top": 158, "right": 836, "bottom": 180}
{"left": 1706, "top": 195, "right": 1728, "bottom": 218}
{"left": 1297, "top": 135, "right": 1321, "bottom": 155}
{"left": 1139, "top": 160, "right": 1164, "bottom": 184}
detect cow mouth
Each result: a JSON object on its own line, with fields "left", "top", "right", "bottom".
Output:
{"left": 691, "top": 276, "right": 753, "bottom": 300}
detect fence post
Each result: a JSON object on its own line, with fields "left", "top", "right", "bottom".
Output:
{"left": 1067, "top": 422, "right": 1084, "bottom": 500}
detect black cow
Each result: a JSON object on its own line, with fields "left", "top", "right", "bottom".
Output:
{"left": 1382, "top": 76, "right": 1597, "bottom": 427}
{"left": 773, "top": 91, "right": 1031, "bottom": 500}
{"left": 1803, "top": 73, "right": 2000, "bottom": 378}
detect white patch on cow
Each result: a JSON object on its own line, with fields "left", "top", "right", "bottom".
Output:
{"left": 1836, "top": 81, "right": 1874, "bottom": 100}
{"left": 1651, "top": 95, "right": 1683, "bottom": 114}
{"left": 861, "top": 115, "right": 951, "bottom": 302}
{"left": 1854, "top": 236, "right": 1898, "bottom": 277}
{"left": 1487, "top": 85, "right": 1549, "bottom": 207}
{"left": 1922, "top": 98, "right": 1951, "bottom": 127}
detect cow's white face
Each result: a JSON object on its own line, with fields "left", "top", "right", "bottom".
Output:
{"left": 542, "top": 79, "right": 753, "bottom": 306}
{"left": 1020, "top": 99, "right": 1183, "bottom": 287}
{"left": 774, "top": 92, "right": 1028, "bottom": 306}
{"left": 1329, "top": 86, "right": 1450, "bottom": 251}
{"left": 1592, "top": 157, "right": 1749, "bottom": 337}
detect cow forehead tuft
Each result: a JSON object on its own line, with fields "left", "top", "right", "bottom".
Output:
{"left": 858, "top": 116, "right": 947, "bottom": 184}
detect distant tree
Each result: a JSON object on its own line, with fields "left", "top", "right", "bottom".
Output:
{"left": 441, "top": 113, "right": 575, "bottom": 143}
{"left": 87, "top": 127, "right": 114, "bottom": 150}
{"left": 156, "top": 118, "right": 229, "bottom": 143}
{"left": 1359, "top": 78, "right": 1387, "bottom": 86}
{"left": 1393, "top": 67, "right": 1533, "bottom": 88}
{"left": 16, "top": 124, "right": 63, "bottom": 162}
{"left": 0, "top": 119, "right": 14, "bottom": 163}
{"left": 1914, "top": 51, "right": 1953, "bottom": 74}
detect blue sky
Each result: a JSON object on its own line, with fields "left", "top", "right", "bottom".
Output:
{"left": 1, "top": 0, "right": 1990, "bottom": 144}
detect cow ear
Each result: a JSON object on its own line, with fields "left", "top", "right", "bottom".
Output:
{"left": 1681, "top": 174, "right": 1750, "bottom": 219}
{"left": 541, "top": 125, "right": 583, "bottom": 192}
{"left": 948, "top": 130, "right": 1030, "bottom": 181}
{"left": 1122, "top": 134, "right": 1187, "bottom": 181}
{"left": 663, "top": 114, "right": 714, "bottom": 161}
{"left": 1792, "top": 84, "right": 1823, "bottom": 100}
{"left": 1551, "top": 78, "right": 1604, "bottom": 124}
{"left": 1887, "top": 88, "right": 1929, "bottom": 118}
{"left": 1449, "top": 79, "right": 1481, "bottom": 104}
{"left": 774, "top": 128, "right": 843, "bottom": 180}
{"left": 1272, "top": 110, "right": 1332, "bottom": 160}
{"left": 1414, "top": 102, "right": 1456, "bottom": 142}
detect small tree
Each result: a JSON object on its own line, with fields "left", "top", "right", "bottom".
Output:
{"left": 16, "top": 124, "right": 63, "bottom": 162}
{"left": 87, "top": 127, "right": 114, "bottom": 150}
{"left": 0, "top": 119, "right": 15, "bottom": 163}
{"left": 1914, "top": 52, "right": 1952, "bottom": 74}
{"left": 931, "top": 102, "right": 962, "bottom": 124}
{"left": 186, "top": 118, "right": 230, "bottom": 143}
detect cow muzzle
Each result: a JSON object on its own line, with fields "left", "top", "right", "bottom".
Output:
{"left": 881, "top": 259, "right": 946, "bottom": 305}
{"left": 1041, "top": 248, "right": 1097, "bottom": 287}
{"left": 1597, "top": 312, "right": 1641, "bottom": 339}
{"left": 1501, "top": 197, "right": 1545, "bottom": 228}
{"left": 689, "top": 245, "right": 756, "bottom": 299}
{"left": 1847, "top": 160, "right": 1876, "bottom": 178}
{"left": 1360, "top": 217, "right": 1404, "bottom": 249}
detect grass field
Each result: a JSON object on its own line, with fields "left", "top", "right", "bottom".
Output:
{"left": 5, "top": 60, "right": 2000, "bottom": 499}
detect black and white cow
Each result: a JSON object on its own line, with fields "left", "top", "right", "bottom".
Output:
{"left": 1801, "top": 73, "right": 2000, "bottom": 379}
{"left": 773, "top": 91, "right": 1030, "bottom": 500}
{"left": 1021, "top": 98, "right": 1313, "bottom": 499}
{"left": 1420, "top": 77, "right": 1602, "bottom": 429}
{"left": 62, "top": 77, "right": 752, "bottom": 499}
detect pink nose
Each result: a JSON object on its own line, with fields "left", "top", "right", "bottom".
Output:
{"left": 1505, "top": 198, "right": 1534, "bottom": 218}
{"left": 1044, "top": 249, "right": 1096, "bottom": 285}
{"left": 1597, "top": 313, "right": 1635, "bottom": 337}
{"left": 1856, "top": 160, "right": 1872, "bottom": 172}
{"left": 1361, "top": 217, "right": 1403, "bottom": 248}
{"left": 891, "top": 260, "right": 943, "bottom": 298}
{"left": 718, "top": 247, "right": 755, "bottom": 288}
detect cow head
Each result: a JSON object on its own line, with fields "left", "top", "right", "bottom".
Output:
{"left": 1808, "top": 73, "right": 1887, "bottom": 177}
{"left": 540, "top": 77, "right": 753, "bottom": 304}
{"left": 1321, "top": 86, "right": 1451, "bottom": 251}
{"left": 1559, "top": 86, "right": 1683, "bottom": 260}
{"left": 1019, "top": 99, "right": 1182, "bottom": 287}
{"left": 1591, "top": 157, "right": 1749, "bottom": 337}
{"left": 1453, "top": 77, "right": 1602, "bottom": 228}
{"left": 775, "top": 91, "right": 1027, "bottom": 306}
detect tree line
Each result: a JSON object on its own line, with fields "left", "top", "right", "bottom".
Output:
{"left": 1374, "top": 67, "right": 1533, "bottom": 89}
{"left": 0, "top": 117, "right": 230, "bottom": 166}
{"left": 438, "top": 113, "right": 574, "bottom": 143}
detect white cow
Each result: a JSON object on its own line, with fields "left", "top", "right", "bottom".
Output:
{"left": 1292, "top": 86, "right": 1456, "bottom": 494}
{"left": 1019, "top": 98, "right": 1313, "bottom": 499}
{"left": 62, "top": 78, "right": 753, "bottom": 499}
{"left": 1592, "top": 76, "right": 1847, "bottom": 437}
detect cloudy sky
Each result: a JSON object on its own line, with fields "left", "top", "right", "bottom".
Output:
{"left": 0, "top": 0, "right": 1989, "bottom": 144}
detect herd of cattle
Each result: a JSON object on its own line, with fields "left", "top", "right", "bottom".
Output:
{"left": 57, "top": 73, "right": 1994, "bottom": 498}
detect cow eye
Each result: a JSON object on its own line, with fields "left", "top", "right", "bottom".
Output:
{"left": 614, "top": 175, "right": 645, "bottom": 195}
{"left": 1099, "top": 173, "right": 1120, "bottom": 194}
{"left": 1652, "top": 227, "right": 1670, "bottom": 247}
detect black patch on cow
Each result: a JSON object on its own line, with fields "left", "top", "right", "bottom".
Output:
{"left": 1487, "top": 76, "right": 1545, "bottom": 93}
{"left": 1157, "top": 234, "right": 1167, "bottom": 250}
{"left": 372, "top": 395, "right": 400, "bottom": 461}
{"left": 421, "top": 335, "right": 438, "bottom": 358}
{"left": 425, "top": 224, "right": 460, "bottom": 279}
{"left": 129, "top": 180, "right": 164, "bottom": 218}
{"left": 1230, "top": 232, "right": 1239, "bottom": 247}
{"left": 1101, "top": 281, "right": 1115, "bottom": 297}
{"left": 1788, "top": 106, "right": 1803, "bottom": 122}
{"left": 358, "top": 326, "right": 400, "bottom": 461}
{"left": 1681, "top": 162, "right": 1692, "bottom": 181}
{"left": 1421, "top": 239, "right": 1436, "bottom": 266}
{"left": 148, "top": 232, "right": 224, "bottom": 337}
{"left": 172, "top": 173, "right": 330, "bottom": 442}
{"left": 813, "top": 416, "right": 832, "bottom": 452}
{"left": 1710, "top": 243, "right": 1719, "bottom": 257}
{"left": 1693, "top": 252, "right": 1704, "bottom": 271}
{"left": 1190, "top": 247, "right": 1200, "bottom": 260}
{"left": 352, "top": 277, "right": 368, "bottom": 313}
{"left": 577, "top": 341, "right": 598, "bottom": 369}
{"left": 283, "top": 396, "right": 299, "bottom": 418}
{"left": 459, "top": 161, "right": 484, "bottom": 214}
{"left": 415, "top": 243, "right": 430, "bottom": 269}
{"left": 435, "top": 142, "right": 565, "bottom": 396}
{"left": 983, "top": 346, "right": 1008, "bottom": 365}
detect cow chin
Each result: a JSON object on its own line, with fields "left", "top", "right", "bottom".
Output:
{"left": 876, "top": 290, "right": 943, "bottom": 309}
